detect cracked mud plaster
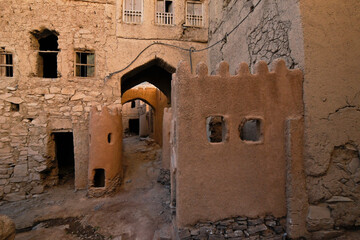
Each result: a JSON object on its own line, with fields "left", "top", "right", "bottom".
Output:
{"left": 247, "top": 6, "right": 296, "bottom": 69}
{"left": 307, "top": 143, "right": 360, "bottom": 228}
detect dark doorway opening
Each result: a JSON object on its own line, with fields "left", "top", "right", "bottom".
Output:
{"left": 53, "top": 132, "right": 75, "bottom": 185}
{"left": 93, "top": 169, "right": 105, "bottom": 187}
{"left": 129, "top": 119, "right": 140, "bottom": 135}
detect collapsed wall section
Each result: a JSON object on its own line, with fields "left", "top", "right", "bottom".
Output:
{"left": 172, "top": 60, "right": 305, "bottom": 237}
{"left": 88, "top": 106, "right": 123, "bottom": 197}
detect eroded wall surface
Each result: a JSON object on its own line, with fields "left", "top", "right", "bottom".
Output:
{"left": 208, "top": 0, "right": 304, "bottom": 73}
{"left": 162, "top": 107, "right": 172, "bottom": 170}
{"left": 172, "top": 60, "right": 303, "bottom": 229}
{"left": 0, "top": 0, "right": 208, "bottom": 202}
{"left": 0, "top": 0, "right": 119, "bottom": 201}
{"left": 208, "top": 0, "right": 360, "bottom": 237}
{"left": 300, "top": 0, "right": 360, "bottom": 235}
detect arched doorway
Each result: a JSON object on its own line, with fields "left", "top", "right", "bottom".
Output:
{"left": 121, "top": 58, "right": 175, "bottom": 145}
{"left": 121, "top": 58, "right": 175, "bottom": 103}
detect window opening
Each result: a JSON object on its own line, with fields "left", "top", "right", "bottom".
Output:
{"left": 156, "top": 0, "right": 174, "bottom": 25}
{"left": 0, "top": 49, "right": 13, "bottom": 77}
{"left": 239, "top": 119, "right": 262, "bottom": 142}
{"left": 186, "top": 1, "right": 203, "bottom": 27}
{"left": 75, "top": 51, "right": 95, "bottom": 77}
{"left": 93, "top": 169, "right": 105, "bottom": 187}
{"left": 107, "top": 133, "right": 112, "bottom": 143}
{"left": 131, "top": 100, "right": 136, "bottom": 108}
{"left": 206, "top": 116, "right": 225, "bottom": 143}
{"left": 123, "top": 0, "right": 143, "bottom": 24}
{"left": 10, "top": 103, "right": 19, "bottom": 112}
{"left": 53, "top": 132, "right": 75, "bottom": 185}
{"left": 37, "top": 31, "right": 59, "bottom": 78}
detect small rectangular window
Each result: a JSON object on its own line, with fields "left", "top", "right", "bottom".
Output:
{"left": 155, "top": 0, "right": 174, "bottom": 25}
{"left": 0, "top": 49, "right": 13, "bottom": 77}
{"left": 206, "top": 116, "right": 226, "bottom": 143}
{"left": 123, "top": 0, "right": 143, "bottom": 24}
{"left": 186, "top": 1, "right": 203, "bottom": 27}
{"left": 75, "top": 51, "right": 95, "bottom": 77}
{"left": 239, "top": 118, "right": 263, "bottom": 142}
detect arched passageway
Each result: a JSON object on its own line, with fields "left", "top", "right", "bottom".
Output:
{"left": 121, "top": 58, "right": 174, "bottom": 145}
{"left": 121, "top": 58, "right": 175, "bottom": 103}
{"left": 121, "top": 87, "right": 168, "bottom": 146}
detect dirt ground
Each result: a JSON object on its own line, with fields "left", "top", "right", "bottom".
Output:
{"left": 0, "top": 136, "right": 172, "bottom": 240}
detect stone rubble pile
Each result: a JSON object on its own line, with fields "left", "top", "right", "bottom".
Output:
{"left": 178, "top": 216, "right": 286, "bottom": 240}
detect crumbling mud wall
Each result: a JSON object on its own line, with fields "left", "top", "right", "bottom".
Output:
{"left": 162, "top": 108, "right": 172, "bottom": 170}
{"left": 88, "top": 106, "right": 122, "bottom": 197}
{"left": 208, "top": 0, "right": 304, "bottom": 73}
{"left": 0, "top": 0, "right": 208, "bottom": 202}
{"left": 171, "top": 60, "right": 305, "bottom": 238}
{"left": 300, "top": 1, "right": 360, "bottom": 237}
{"left": 208, "top": 0, "right": 360, "bottom": 237}
{"left": 0, "top": 0, "right": 119, "bottom": 202}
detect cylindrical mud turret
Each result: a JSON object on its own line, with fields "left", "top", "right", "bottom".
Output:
{"left": 88, "top": 106, "right": 123, "bottom": 197}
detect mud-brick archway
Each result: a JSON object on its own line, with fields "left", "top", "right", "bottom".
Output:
{"left": 121, "top": 88, "right": 168, "bottom": 146}
{"left": 121, "top": 58, "right": 174, "bottom": 145}
{"left": 121, "top": 58, "right": 175, "bottom": 103}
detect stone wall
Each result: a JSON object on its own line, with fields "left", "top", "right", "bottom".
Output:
{"left": 171, "top": 60, "right": 304, "bottom": 231}
{"left": 177, "top": 215, "right": 286, "bottom": 240}
{"left": 207, "top": 0, "right": 360, "bottom": 237}
{"left": 0, "top": 0, "right": 208, "bottom": 202}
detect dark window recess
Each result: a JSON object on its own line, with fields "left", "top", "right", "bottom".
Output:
{"left": 10, "top": 103, "right": 19, "bottom": 112}
{"left": 107, "top": 133, "right": 112, "bottom": 143}
{"left": 94, "top": 169, "right": 105, "bottom": 187}
{"left": 207, "top": 116, "right": 225, "bottom": 143}
{"left": 35, "top": 30, "right": 59, "bottom": 78}
{"left": 165, "top": 0, "right": 173, "bottom": 12}
{"left": 53, "top": 132, "right": 75, "bottom": 184}
{"left": 131, "top": 100, "right": 136, "bottom": 108}
{"left": 239, "top": 119, "right": 262, "bottom": 142}
{"left": 129, "top": 118, "right": 139, "bottom": 135}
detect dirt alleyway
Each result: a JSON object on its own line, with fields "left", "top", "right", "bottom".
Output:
{"left": 0, "top": 136, "right": 172, "bottom": 240}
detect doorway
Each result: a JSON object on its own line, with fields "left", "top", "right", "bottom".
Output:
{"left": 53, "top": 132, "right": 75, "bottom": 185}
{"left": 129, "top": 119, "right": 140, "bottom": 135}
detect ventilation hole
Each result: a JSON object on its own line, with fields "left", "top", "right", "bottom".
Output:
{"left": 239, "top": 118, "right": 262, "bottom": 142}
{"left": 10, "top": 103, "right": 19, "bottom": 112}
{"left": 206, "top": 116, "right": 226, "bottom": 143}
{"left": 93, "top": 169, "right": 105, "bottom": 187}
{"left": 107, "top": 133, "right": 111, "bottom": 143}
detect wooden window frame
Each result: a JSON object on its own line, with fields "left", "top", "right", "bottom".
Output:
{"left": 185, "top": 1, "right": 204, "bottom": 27}
{"left": 74, "top": 50, "right": 95, "bottom": 78}
{"left": 123, "top": 0, "right": 143, "bottom": 24}
{"left": 0, "top": 49, "right": 13, "bottom": 77}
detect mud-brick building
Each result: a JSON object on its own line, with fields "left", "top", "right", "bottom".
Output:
{"left": 171, "top": 0, "right": 358, "bottom": 238}
{"left": 0, "top": 0, "right": 208, "bottom": 201}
